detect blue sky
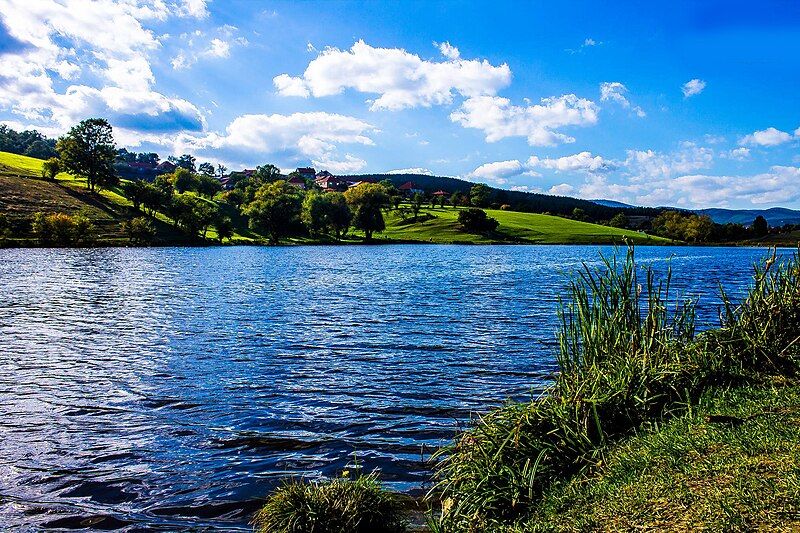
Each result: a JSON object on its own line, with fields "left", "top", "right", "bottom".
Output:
{"left": 1, "top": 0, "right": 799, "bottom": 208}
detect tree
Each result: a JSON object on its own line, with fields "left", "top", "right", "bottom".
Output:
{"left": 572, "top": 207, "right": 589, "bottom": 222}
{"left": 197, "top": 174, "right": 222, "bottom": 199}
{"left": 609, "top": 212, "right": 628, "bottom": 228}
{"left": 170, "top": 154, "right": 196, "bottom": 172}
{"left": 198, "top": 162, "right": 215, "bottom": 177}
{"left": 122, "top": 217, "right": 156, "bottom": 245}
{"left": 411, "top": 192, "right": 425, "bottom": 220}
{"left": 172, "top": 167, "right": 198, "bottom": 194}
{"left": 430, "top": 196, "right": 438, "bottom": 209}
{"left": 216, "top": 163, "right": 227, "bottom": 179}
{"left": 451, "top": 191, "right": 465, "bottom": 208}
{"left": 216, "top": 216, "right": 234, "bottom": 242}
{"left": 458, "top": 208, "right": 499, "bottom": 233}
{"left": 302, "top": 191, "right": 330, "bottom": 235}
{"left": 344, "top": 183, "right": 389, "bottom": 241}
{"left": 752, "top": 215, "right": 769, "bottom": 237}
{"left": 142, "top": 182, "right": 169, "bottom": 215}
{"left": 56, "top": 118, "right": 117, "bottom": 191}
{"left": 41, "top": 157, "right": 61, "bottom": 180}
{"left": 325, "top": 192, "right": 352, "bottom": 240}
{"left": 469, "top": 184, "right": 491, "bottom": 208}
{"left": 31, "top": 212, "right": 94, "bottom": 245}
{"left": 253, "top": 164, "right": 282, "bottom": 183}
{"left": 122, "top": 179, "right": 149, "bottom": 210}
{"left": 243, "top": 180, "right": 303, "bottom": 244}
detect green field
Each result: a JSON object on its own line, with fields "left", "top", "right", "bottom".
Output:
{"left": 382, "top": 206, "right": 667, "bottom": 245}
{"left": 1, "top": 151, "right": 669, "bottom": 246}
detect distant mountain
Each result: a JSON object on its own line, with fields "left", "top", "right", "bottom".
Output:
{"left": 341, "top": 173, "right": 663, "bottom": 220}
{"left": 590, "top": 199, "right": 636, "bottom": 209}
{"left": 696, "top": 207, "right": 800, "bottom": 227}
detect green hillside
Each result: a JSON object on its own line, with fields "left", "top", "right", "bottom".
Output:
{"left": 382, "top": 206, "right": 666, "bottom": 245}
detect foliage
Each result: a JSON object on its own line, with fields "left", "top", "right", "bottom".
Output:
{"left": 609, "top": 212, "right": 628, "bottom": 228}
{"left": 345, "top": 183, "right": 389, "bottom": 240}
{"left": 0, "top": 124, "right": 57, "bottom": 159}
{"left": 31, "top": 211, "right": 94, "bottom": 245}
{"left": 121, "top": 179, "right": 150, "bottom": 210}
{"left": 430, "top": 247, "right": 800, "bottom": 531}
{"left": 169, "top": 194, "right": 218, "bottom": 237}
{"left": 243, "top": 180, "right": 303, "bottom": 244}
{"left": 170, "top": 153, "right": 196, "bottom": 172}
{"left": 122, "top": 217, "right": 156, "bottom": 245}
{"left": 196, "top": 174, "right": 222, "bottom": 199}
{"left": 411, "top": 192, "right": 425, "bottom": 220}
{"left": 651, "top": 210, "right": 714, "bottom": 243}
{"left": 0, "top": 212, "right": 10, "bottom": 242}
{"left": 216, "top": 216, "right": 234, "bottom": 242}
{"left": 458, "top": 208, "right": 499, "bottom": 233}
{"left": 450, "top": 191, "right": 466, "bottom": 207}
{"left": 41, "top": 157, "right": 61, "bottom": 180}
{"left": 470, "top": 183, "right": 491, "bottom": 207}
{"left": 56, "top": 118, "right": 117, "bottom": 191}
{"left": 752, "top": 215, "right": 769, "bottom": 237}
{"left": 198, "top": 161, "right": 215, "bottom": 177}
{"left": 253, "top": 472, "right": 407, "bottom": 533}
{"left": 172, "top": 167, "right": 198, "bottom": 194}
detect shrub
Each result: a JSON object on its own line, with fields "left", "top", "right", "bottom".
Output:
{"left": 458, "top": 208, "right": 499, "bottom": 233}
{"left": 122, "top": 217, "right": 156, "bottom": 245}
{"left": 431, "top": 247, "right": 800, "bottom": 530}
{"left": 253, "top": 473, "right": 407, "bottom": 533}
{"left": 31, "top": 211, "right": 94, "bottom": 245}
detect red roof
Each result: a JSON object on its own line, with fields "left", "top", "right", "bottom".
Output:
{"left": 432, "top": 190, "right": 449, "bottom": 196}
{"left": 398, "top": 181, "right": 416, "bottom": 190}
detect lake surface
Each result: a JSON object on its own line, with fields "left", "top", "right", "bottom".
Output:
{"left": 0, "top": 245, "right": 784, "bottom": 530}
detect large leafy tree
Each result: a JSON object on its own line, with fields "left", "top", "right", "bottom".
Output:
{"left": 243, "top": 180, "right": 303, "bottom": 244}
{"left": 344, "top": 183, "right": 389, "bottom": 241}
{"left": 469, "top": 183, "right": 491, "bottom": 208}
{"left": 56, "top": 118, "right": 117, "bottom": 191}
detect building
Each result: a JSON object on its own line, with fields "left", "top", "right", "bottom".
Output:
{"left": 156, "top": 161, "right": 177, "bottom": 173}
{"left": 432, "top": 190, "right": 449, "bottom": 197}
{"left": 287, "top": 174, "right": 307, "bottom": 189}
{"left": 296, "top": 167, "right": 316, "bottom": 181}
{"left": 315, "top": 174, "right": 349, "bottom": 192}
{"left": 398, "top": 181, "right": 424, "bottom": 197}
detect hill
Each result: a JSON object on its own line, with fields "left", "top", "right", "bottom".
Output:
{"left": 590, "top": 199, "right": 636, "bottom": 209}
{"left": 0, "top": 151, "right": 189, "bottom": 245}
{"left": 344, "top": 173, "right": 663, "bottom": 221}
{"left": 697, "top": 207, "right": 800, "bottom": 227}
{"left": 381, "top": 206, "right": 666, "bottom": 245}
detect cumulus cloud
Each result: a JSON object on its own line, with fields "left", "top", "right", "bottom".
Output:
{"left": 725, "top": 147, "right": 751, "bottom": 161}
{"left": 682, "top": 79, "right": 706, "bottom": 98}
{"left": 386, "top": 167, "right": 433, "bottom": 175}
{"left": 0, "top": 0, "right": 204, "bottom": 134}
{"left": 599, "top": 82, "right": 645, "bottom": 117}
{"left": 273, "top": 40, "right": 511, "bottom": 111}
{"left": 468, "top": 159, "right": 523, "bottom": 184}
{"left": 171, "top": 25, "right": 248, "bottom": 70}
{"left": 527, "top": 151, "right": 613, "bottom": 173}
{"left": 451, "top": 94, "right": 599, "bottom": 146}
{"left": 176, "top": 112, "right": 375, "bottom": 168}
{"left": 740, "top": 127, "right": 795, "bottom": 147}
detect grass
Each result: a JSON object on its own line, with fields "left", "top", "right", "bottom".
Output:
{"left": 252, "top": 472, "right": 408, "bottom": 533}
{"left": 526, "top": 382, "right": 800, "bottom": 532}
{"left": 381, "top": 206, "right": 667, "bottom": 245}
{"left": 427, "top": 246, "right": 800, "bottom": 532}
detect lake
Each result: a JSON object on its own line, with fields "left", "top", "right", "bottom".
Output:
{"left": 0, "top": 245, "right": 783, "bottom": 530}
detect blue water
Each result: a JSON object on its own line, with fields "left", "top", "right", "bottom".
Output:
{"left": 0, "top": 245, "right": 783, "bottom": 530}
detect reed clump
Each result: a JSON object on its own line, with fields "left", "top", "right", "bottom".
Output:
{"left": 430, "top": 246, "right": 800, "bottom": 531}
{"left": 252, "top": 472, "right": 407, "bottom": 533}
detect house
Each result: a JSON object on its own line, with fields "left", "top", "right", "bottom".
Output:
{"left": 432, "top": 190, "right": 449, "bottom": 197}
{"left": 296, "top": 167, "right": 316, "bottom": 181}
{"left": 315, "top": 174, "right": 349, "bottom": 192}
{"left": 156, "top": 161, "right": 177, "bottom": 173}
{"left": 287, "top": 174, "right": 307, "bottom": 189}
{"left": 398, "top": 181, "right": 424, "bottom": 197}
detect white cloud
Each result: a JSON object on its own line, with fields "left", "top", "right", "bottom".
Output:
{"left": 599, "top": 82, "right": 645, "bottom": 117}
{"left": 682, "top": 78, "right": 706, "bottom": 98}
{"left": 468, "top": 159, "right": 523, "bottom": 184}
{"left": 273, "top": 40, "right": 511, "bottom": 111}
{"left": 436, "top": 41, "right": 460, "bottom": 60}
{"left": 725, "top": 147, "right": 751, "bottom": 161}
{"left": 176, "top": 0, "right": 209, "bottom": 19}
{"left": 386, "top": 167, "right": 433, "bottom": 175}
{"left": 527, "top": 151, "right": 613, "bottom": 173}
{"left": 624, "top": 142, "right": 714, "bottom": 181}
{"left": 740, "top": 127, "right": 795, "bottom": 147}
{"left": 171, "top": 25, "right": 247, "bottom": 70}
{"left": 312, "top": 154, "right": 367, "bottom": 173}
{"left": 549, "top": 183, "right": 576, "bottom": 195}
{"left": 176, "top": 112, "right": 375, "bottom": 167}
{"left": 0, "top": 0, "right": 204, "bottom": 134}
{"left": 450, "top": 94, "right": 599, "bottom": 146}
{"left": 584, "top": 38, "right": 597, "bottom": 47}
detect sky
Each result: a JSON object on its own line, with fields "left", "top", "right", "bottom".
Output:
{"left": 1, "top": 0, "right": 799, "bottom": 209}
